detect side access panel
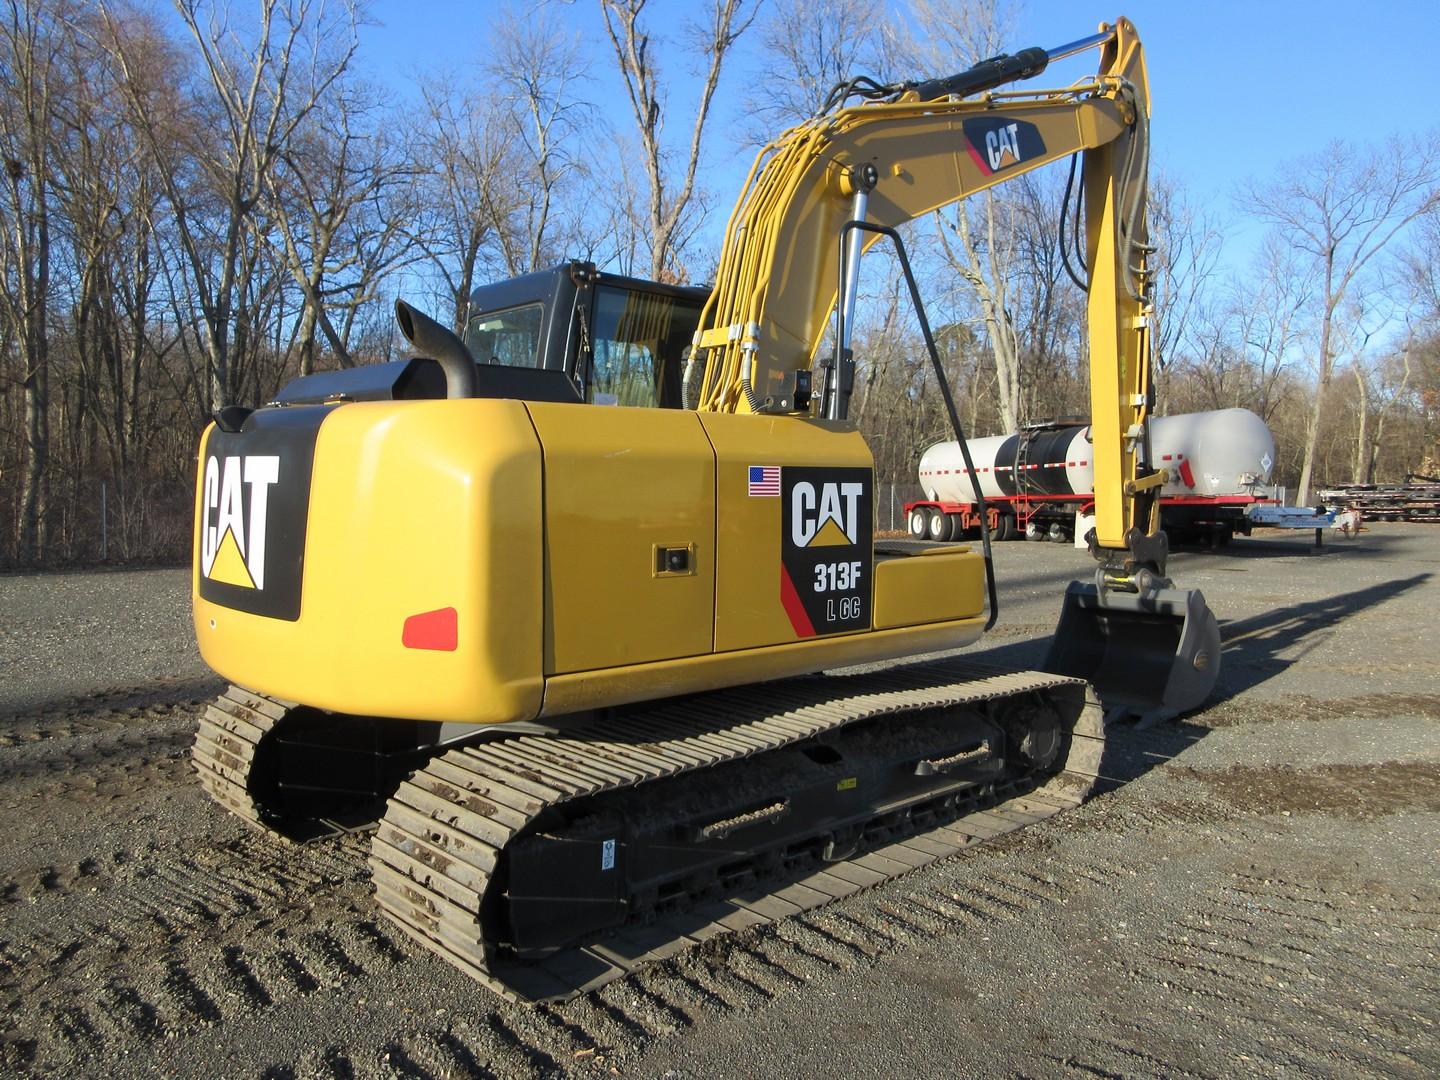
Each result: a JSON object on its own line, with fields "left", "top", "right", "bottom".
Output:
{"left": 699, "top": 414, "right": 875, "bottom": 652}
{"left": 872, "top": 547, "right": 986, "bottom": 629}
{"left": 527, "top": 403, "right": 716, "bottom": 674}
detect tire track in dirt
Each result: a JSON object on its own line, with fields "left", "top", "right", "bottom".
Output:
{"left": 0, "top": 682, "right": 219, "bottom": 811}
{"left": 6, "top": 677, "right": 1438, "bottom": 1078}
{"left": 0, "top": 678, "right": 222, "bottom": 747}
{"left": 472, "top": 842, "right": 1142, "bottom": 1075}
{"left": 0, "top": 718, "right": 1233, "bottom": 1079}
{"left": 167, "top": 826, "right": 1132, "bottom": 1078}
{"left": 0, "top": 684, "right": 426, "bottom": 1073}
{"left": 0, "top": 683, "right": 1171, "bottom": 1075}
{"left": 1012, "top": 865, "right": 1440, "bottom": 1080}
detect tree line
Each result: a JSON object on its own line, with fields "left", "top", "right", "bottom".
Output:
{"left": 2, "top": 0, "right": 1437, "bottom": 566}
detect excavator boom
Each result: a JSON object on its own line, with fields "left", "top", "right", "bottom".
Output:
{"left": 686, "top": 17, "right": 1217, "bottom": 717}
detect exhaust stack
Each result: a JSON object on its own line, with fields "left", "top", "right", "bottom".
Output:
{"left": 394, "top": 300, "right": 477, "bottom": 400}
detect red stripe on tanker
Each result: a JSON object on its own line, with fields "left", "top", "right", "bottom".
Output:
{"left": 917, "top": 408, "right": 1276, "bottom": 505}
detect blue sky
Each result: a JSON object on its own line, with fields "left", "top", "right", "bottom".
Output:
{"left": 359, "top": 1, "right": 1440, "bottom": 277}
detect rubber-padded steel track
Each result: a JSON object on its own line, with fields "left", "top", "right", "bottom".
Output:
{"left": 369, "top": 661, "right": 1103, "bottom": 1002}
{"left": 192, "top": 685, "right": 292, "bottom": 829}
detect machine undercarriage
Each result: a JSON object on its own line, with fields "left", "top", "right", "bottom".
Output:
{"left": 195, "top": 662, "right": 1104, "bottom": 1002}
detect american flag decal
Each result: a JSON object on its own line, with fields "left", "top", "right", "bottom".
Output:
{"left": 748, "top": 465, "right": 781, "bottom": 496}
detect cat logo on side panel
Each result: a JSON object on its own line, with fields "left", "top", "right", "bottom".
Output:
{"left": 790, "top": 480, "right": 865, "bottom": 548}
{"left": 780, "top": 468, "right": 873, "bottom": 637}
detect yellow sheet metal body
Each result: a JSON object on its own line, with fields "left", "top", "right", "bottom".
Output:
{"left": 194, "top": 405, "right": 986, "bottom": 724}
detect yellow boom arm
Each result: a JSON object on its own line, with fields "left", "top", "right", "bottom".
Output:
{"left": 694, "top": 17, "right": 1154, "bottom": 559}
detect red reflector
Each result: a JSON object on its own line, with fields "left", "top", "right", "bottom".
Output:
{"left": 402, "top": 607, "right": 458, "bottom": 651}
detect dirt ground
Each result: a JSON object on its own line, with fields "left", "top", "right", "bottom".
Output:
{"left": 0, "top": 523, "right": 1436, "bottom": 1078}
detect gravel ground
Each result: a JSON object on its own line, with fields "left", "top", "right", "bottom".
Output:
{"left": 0, "top": 523, "right": 1436, "bottom": 1078}
{"left": 0, "top": 568, "right": 208, "bottom": 713}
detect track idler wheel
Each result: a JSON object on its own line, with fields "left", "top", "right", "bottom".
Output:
{"left": 997, "top": 699, "right": 1063, "bottom": 772}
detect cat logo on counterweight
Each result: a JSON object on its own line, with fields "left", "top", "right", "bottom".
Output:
{"left": 197, "top": 406, "right": 323, "bottom": 622}
{"left": 200, "top": 455, "right": 279, "bottom": 590}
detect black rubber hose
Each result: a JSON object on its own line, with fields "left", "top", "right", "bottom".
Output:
{"left": 838, "top": 221, "right": 999, "bottom": 631}
{"left": 1059, "top": 153, "right": 1088, "bottom": 292}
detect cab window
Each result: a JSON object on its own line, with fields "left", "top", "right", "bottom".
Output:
{"left": 588, "top": 286, "right": 701, "bottom": 408}
{"left": 465, "top": 304, "right": 543, "bottom": 367}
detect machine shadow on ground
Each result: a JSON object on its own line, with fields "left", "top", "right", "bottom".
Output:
{"left": 954, "top": 566, "right": 1430, "bottom": 790}
{"left": 979, "top": 533, "right": 1374, "bottom": 595}
{"left": 1184, "top": 530, "right": 1397, "bottom": 561}
{"left": 1212, "top": 572, "right": 1431, "bottom": 701}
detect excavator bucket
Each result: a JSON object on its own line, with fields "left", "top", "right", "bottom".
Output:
{"left": 1043, "top": 581, "right": 1220, "bottom": 721}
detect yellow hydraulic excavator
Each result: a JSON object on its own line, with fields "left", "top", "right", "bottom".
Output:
{"left": 191, "top": 18, "right": 1218, "bottom": 1001}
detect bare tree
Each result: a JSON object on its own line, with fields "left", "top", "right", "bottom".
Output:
{"left": 325, "top": 139, "right": 425, "bottom": 356}
{"left": 1166, "top": 233, "right": 1314, "bottom": 429}
{"left": 1149, "top": 173, "right": 1222, "bottom": 382}
{"left": 0, "top": 0, "right": 66, "bottom": 560}
{"left": 1241, "top": 133, "right": 1440, "bottom": 502}
{"left": 262, "top": 84, "right": 415, "bottom": 374}
{"left": 1349, "top": 345, "right": 1412, "bottom": 484}
{"left": 411, "top": 81, "right": 517, "bottom": 330}
{"left": 1351, "top": 253, "right": 1434, "bottom": 485}
{"left": 490, "top": 9, "right": 591, "bottom": 274}
{"left": 1232, "top": 236, "right": 1313, "bottom": 423}
{"left": 934, "top": 192, "right": 1023, "bottom": 430}
{"left": 103, "top": 0, "right": 359, "bottom": 409}
{"left": 49, "top": 4, "right": 170, "bottom": 557}
{"left": 599, "top": 0, "right": 757, "bottom": 283}
{"left": 1400, "top": 212, "right": 1440, "bottom": 325}
{"left": 745, "top": 0, "right": 885, "bottom": 134}
{"left": 587, "top": 127, "right": 647, "bottom": 273}
{"left": 895, "top": 0, "right": 1027, "bottom": 431}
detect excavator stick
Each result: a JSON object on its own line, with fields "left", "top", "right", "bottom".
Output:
{"left": 1045, "top": 581, "right": 1220, "bottom": 723}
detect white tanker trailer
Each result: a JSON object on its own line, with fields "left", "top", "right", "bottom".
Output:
{"left": 907, "top": 407, "right": 1277, "bottom": 544}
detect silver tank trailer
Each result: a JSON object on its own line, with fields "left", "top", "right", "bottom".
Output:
{"left": 917, "top": 407, "right": 1275, "bottom": 504}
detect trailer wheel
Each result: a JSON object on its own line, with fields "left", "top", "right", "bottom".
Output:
{"left": 908, "top": 507, "right": 931, "bottom": 539}
{"left": 1026, "top": 520, "right": 1045, "bottom": 541}
{"left": 927, "top": 510, "right": 956, "bottom": 542}
{"left": 1048, "top": 522, "right": 1069, "bottom": 543}
{"left": 995, "top": 514, "right": 1018, "bottom": 541}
